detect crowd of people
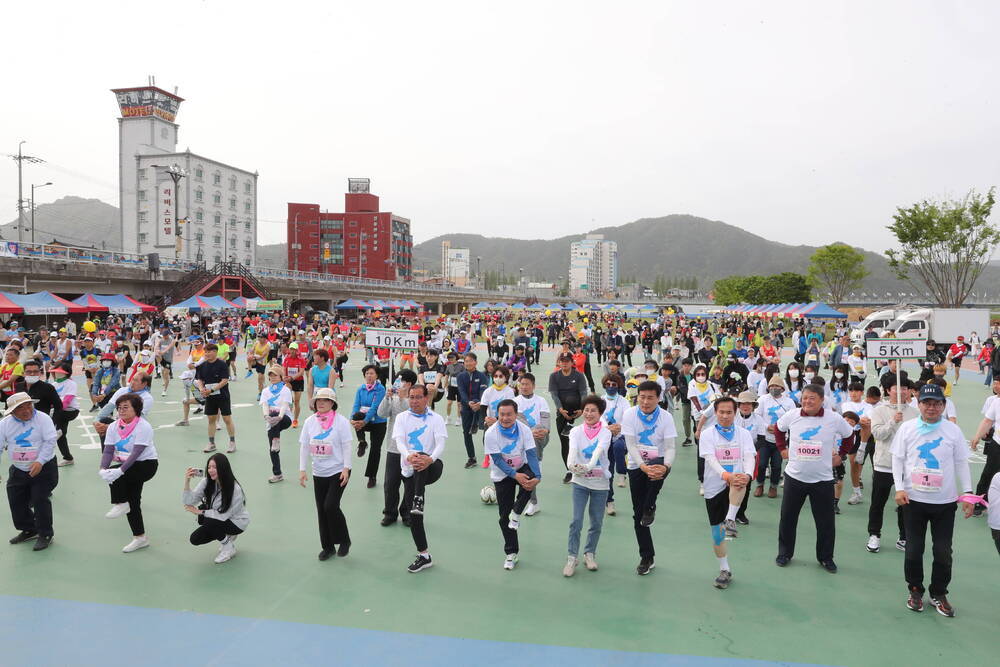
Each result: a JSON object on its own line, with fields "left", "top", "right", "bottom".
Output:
{"left": 0, "top": 308, "right": 998, "bottom": 615}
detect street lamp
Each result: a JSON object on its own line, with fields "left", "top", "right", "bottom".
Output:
{"left": 476, "top": 256, "right": 482, "bottom": 289}
{"left": 30, "top": 181, "right": 53, "bottom": 244}
{"left": 150, "top": 163, "right": 187, "bottom": 259}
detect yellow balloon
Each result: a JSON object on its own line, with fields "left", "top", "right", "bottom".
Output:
{"left": 545, "top": 309, "right": 551, "bottom": 316}
{"left": 583, "top": 317, "right": 589, "bottom": 323}
{"left": 579, "top": 310, "right": 585, "bottom": 317}
{"left": 83, "top": 321, "right": 97, "bottom": 333}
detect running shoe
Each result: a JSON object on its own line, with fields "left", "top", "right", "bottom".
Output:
{"left": 407, "top": 553, "right": 433, "bottom": 573}
{"left": 930, "top": 595, "right": 955, "bottom": 617}
{"left": 713, "top": 570, "right": 732, "bottom": 589}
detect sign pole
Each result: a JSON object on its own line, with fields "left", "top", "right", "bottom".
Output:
{"left": 896, "top": 360, "right": 902, "bottom": 413}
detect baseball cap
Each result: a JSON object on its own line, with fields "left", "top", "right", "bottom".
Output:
{"left": 918, "top": 384, "right": 945, "bottom": 402}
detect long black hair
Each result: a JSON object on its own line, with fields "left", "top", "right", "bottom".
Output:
{"left": 203, "top": 453, "right": 242, "bottom": 513}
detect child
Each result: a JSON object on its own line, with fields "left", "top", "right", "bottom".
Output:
{"left": 834, "top": 411, "right": 860, "bottom": 515}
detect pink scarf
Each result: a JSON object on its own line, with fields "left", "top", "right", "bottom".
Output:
{"left": 116, "top": 417, "right": 140, "bottom": 440}
{"left": 583, "top": 422, "right": 602, "bottom": 440}
{"left": 317, "top": 410, "right": 337, "bottom": 430}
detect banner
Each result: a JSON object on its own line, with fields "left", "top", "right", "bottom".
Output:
{"left": 0, "top": 242, "right": 17, "bottom": 258}
{"left": 253, "top": 299, "right": 284, "bottom": 311}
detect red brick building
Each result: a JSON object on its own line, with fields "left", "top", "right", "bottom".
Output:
{"left": 287, "top": 179, "right": 412, "bottom": 280}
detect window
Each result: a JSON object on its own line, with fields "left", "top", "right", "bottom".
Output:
{"left": 195, "top": 167, "right": 204, "bottom": 180}
{"left": 244, "top": 221, "right": 251, "bottom": 231}
{"left": 138, "top": 190, "right": 146, "bottom": 201}
{"left": 195, "top": 210, "right": 203, "bottom": 223}
{"left": 214, "top": 253, "right": 221, "bottom": 264}
{"left": 195, "top": 188, "right": 203, "bottom": 202}
{"left": 213, "top": 214, "right": 221, "bottom": 226}
{"left": 349, "top": 221, "right": 357, "bottom": 227}
{"left": 244, "top": 181, "right": 252, "bottom": 194}
{"left": 230, "top": 216, "right": 237, "bottom": 227}
{"left": 244, "top": 200, "right": 251, "bottom": 213}
{"left": 244, "top": 239, "right": 251, "bottom": 249}
{"left": 230, "top": 238, "right": 237, "bottom": 248}
{"left": 213, "top": 172, "right": 221, "bottom": 185}
{"left": 244, "top": 256, "right": 251, "bottom": 266}
{"left": 213, "top": 193, "right": 221, "bottom": 205}
{"left": 349, "top": 232, "right": 357, "bottom": 238}
{"left": 310, "top": 243, "right": 318, "bottom": 249}
{"left": 349, "top": 268, "right": 357, "bottom": 274}
{"left": 349, "top": 244, "right": 357, "bottom": 250}
{"left": 349, "top": 256, "right": 357, "bottom": 263}
{"left": 213, "top": 234, "right": 221, "bottom": 245}
{"left": 138, "top": 169, "right": 147, "bottom": 180}
{"left": 196, "top": 231, "right": 204, "bottom": 242}
{"left": 229, "top": 177, "right": 237, "bottom": 191}
{"left": 229, "top": 197, "right": 236, "bottom": 210}
{"left": 138, "top": 211, "right": 148, "bottom": 223}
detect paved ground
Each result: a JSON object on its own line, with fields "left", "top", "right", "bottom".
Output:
{"left": 1, "top": 344, "right": 996, "bottom": 667}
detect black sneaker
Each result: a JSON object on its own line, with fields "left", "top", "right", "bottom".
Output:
{"left": 930, "top": 595, "right": 955, "bottom": 617}
{"left": 9, "top": 530, "right": 37, "bottom": 545}
{"left": 833, "top": 500, "right": 841, "bottom": 515}
{"left": 318, "top": 549, "right": 334, "bottom": 561}
{"left": 775, "top": 555, "right": 791, "bottom": 567}
{"left": 464, "top": 458, "right": 477, "bottom": 469}
{"left": 193, "top": 407, "right": 203, "bottom": 415}
{"left": 562, "top": 472, "right": 572, "bottom": 484}
{"left": 337, "top": 542, "right": 350, "bottom": 557}
{"left": 636, "top": 557, "right": 655, "bottom": 575}
{"left": 32, "top": 535, "right": 52, "bottom": 551}
{"left": 682, "top": 438, "right": 692, "bottom": 446}
{"left": 380, "top": 516, "right": 397, "bottom": 527}
{"left": 820, "top": 560, "right": 838, "bottom": 574}
{"left": 906, "top": 589, "right": 924, "bottom": 613}
{"left": 407, "top": 553, "right": 433, "bottom": 573}
{"left": 735, "top": 514, "right": 750, "bottom": 526}
{"left": 411, "top": 496, "right": 425, "bottom": 516}
{"left": 89, "top": 405, "right": 99, "bottom": 413}
{"left": 401, "top": 516, "right": 412, "bottom": 527}
{"left": 357, "top": 442, "right": 367, "bottom": 457}
{"left": 972, "top": 506, "right": 984, "bottom": 517}
{"left": 640, "top": 509, "right": 656, "bottom": 527}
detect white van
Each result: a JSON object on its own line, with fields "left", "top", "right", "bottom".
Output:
{"left": 850, "top": 308, "right": 913, "bottom": 344}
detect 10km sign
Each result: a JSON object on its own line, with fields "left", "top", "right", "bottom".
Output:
{"left": 365, "top": 327, "right": 419, "bottom": 350}
{"left": 865, "top": 338, "right": 927, "bottom": 360}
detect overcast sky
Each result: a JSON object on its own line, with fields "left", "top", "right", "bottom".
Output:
{"left": 3, "top": 1, "right": 998, "bottom": 252}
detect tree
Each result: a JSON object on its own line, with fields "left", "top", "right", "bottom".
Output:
{"left": 886, "top": 187, "right": 999, "bottom": 307}
{"left": 711, "top": 272, "right": 810, "bottom": 305}
{"left": 807, "top": 243, "right": 868, "bottom": 307}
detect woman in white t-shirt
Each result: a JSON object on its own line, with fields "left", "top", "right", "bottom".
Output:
{"left": 260, "top": 365, "right": 293, "bottom": 483}
{"left": 563, "top": 395, "right": 612, "bottom": 577}
{"left": 299, "top": 387, "right": 354, "bottom": 562}
{"left": 50, "top": 363, "right": 79, "bottom": 467}
{"left": 99, "top": 392, "right": 158, "bottom": 553}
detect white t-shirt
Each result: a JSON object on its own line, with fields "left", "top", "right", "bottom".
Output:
{"left": 480, "top": 384, "right": 515, "bottom": 419}
{"left": 621, "top": 405, "right": 677, "bottom": 470}
{"left": 847, "top": 355, "right": 866, "bottom": 376}
{"left": 104, "top": 418, "right": 157, "bottom": 463}
{"left": 483, "top": 421, "right": 536, "bottom": 483}
{"left": 735, "top": 409, "right": 766, "bottom": 442}
{"left": 568, "top": 422, "right": 611, "bottom": 491}
{"left": 687, "top": 381, "right": 721, "bottom": 419}
{"left": 776, "top": 408, "right": 854, "bottom": 483}
{"left": 55, "top": 378, "right": 79, "bottom": 411}
{"left": 983, "top": 397, "right": 1000, "bottom": 445}
{"left": 297, "top": 411, "right": 353, "bottom": 477}
{"left": 600, "top": 394, "right": 630, "bottom": 428}
{"left": 755, "top": 395, "right": 796, "bottom": 443}
{"left": 890, "top": 419, "right": 972, "bottom": 504}
{"left": 392, "top": 409, "right": 447, "bottom": 478}
{"left": 259, "top": 382, "right": 293, "bottom": 417}
{"left": 988, "top": 472, "right": 1000, "bottom": 531}
{"left": 513, "top": 393, "right": 549, "bottom": 430}
{"left": 108, "top": 387, "right": 154, "bottom": 417}
{"left": 700, "top": 424, "right": 757, "bottom": 499}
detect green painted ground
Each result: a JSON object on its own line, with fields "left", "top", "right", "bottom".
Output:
{"left": 4, "top": 347, "right": 996, "bottom": 666}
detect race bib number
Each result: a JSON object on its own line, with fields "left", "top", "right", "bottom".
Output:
{"left": 794, "top": 440, "right": 822, "bottom": 461}
{"left": 911, "top": 467, "right": 943, "bottom": 493}
{"left": 310, "top": 440, "right": 333, "bottom": 458}
{"left": 715, "top": 445, "right": 740, "bottom": 467}
{"left": 288, "top": 367, "right": 300, "bottom": 377}
{"left": 113, "top": 449, "right": 130, "bottom": 463}
{"left": 504, "top": 455, "right": 523, "bottom": 469}
{"left": 584, "top": 465, "right": 604, "bottom": 479}
{"left": 12, "top": 448, "right": 38, "bottom": 462}
{"left": 638, "top": 445, "right": 659, "bottom": 462}
{"left": 424, "top": 371, "right": 438, "bottom": 383}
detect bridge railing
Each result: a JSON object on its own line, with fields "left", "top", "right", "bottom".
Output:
{"left": 8, "top": 241, "right": 201, "bottom": 272}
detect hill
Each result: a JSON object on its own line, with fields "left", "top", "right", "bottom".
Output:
{"left": 1, "top": 196, "right": 122, "bottom": 250}
{"left": 411, "top": 214, "right": 1000, "bottom": 295}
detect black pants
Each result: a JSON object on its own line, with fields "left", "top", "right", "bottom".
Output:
{"left": 902, "top": 500, "right": 956, "bottom": 597}
{"left": 110, "top": 459, "right": 158, "bottom": 536}
{"left": 596, "top": 346, "right": 605, "bottom": 363}
{"left": 623, "top": 349, "right": 633, "bottom": 367}
{"left": 357, "top": 421, "right": 387, "bottom": 480}
{"left": 556, "top": 413, "right": 578, "bottom": 469}
{"left": 778, "top": 475, "right": 835, "bottom": 562}
{"left": 975, "top": 440, "right": 1000, "bottom": 500}
{"left": 993, "top": 528, "right": 1000, "bottom": 557}
{"left": 383, "top": 451, "right": 410, "bottom": 522}
{"left": 313, "top": 472, "right": 350, "bottom": 551}
{"left": 628, "top": 460, "right": 668, "bottom": 559}
{"left": 868, "top": 469, "right": 904, "bottom": 540}
{"left": 756, "top": 439, "right": 782, "bottom": 486}
{"left": 494, "top": 464, "right": 535, "bottom": 555}
{"left": 582, "top": 358, "right": 595, "bottom": 393}
{"left": 402, "top": 459, "right": 443, "bottom": 552}
{"left": 54, "top": 409, "right": 79, "bottom": 461}
{"left": 460, "top": 405, "right": 483, "bottom": 459}
{"left": 7, "top": 460, "right": 58, "bottom": 537}
{"left": 266, "top": 415, "right": 292, "bottom": 475}
{"left": 189, "top": 516, "right": 243, "bottom": 545}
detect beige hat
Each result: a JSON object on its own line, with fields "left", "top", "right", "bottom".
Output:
{"left": 266, "top": 365, "right": 284, "bottom": 378}
{"left": 737, "top": 390, "right": 759, "bottom": 404}
{"left": 767, "top": 376, "right": 785, "bottom": 389}
{"left": 310, "top": 387, "right": 338, "bottom": 411}
{"left": 4, "top": 392, "right": 38, "bottom": 416}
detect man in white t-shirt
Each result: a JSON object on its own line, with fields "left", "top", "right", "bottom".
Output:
{"left": 969, "top": 379, "right": 1000, "bottom": 517}
{"left": 892, "top": 384, "right": 973, "bottom": 616}
{"left": 774, "top": 384, "right": 854, "bottom": 572}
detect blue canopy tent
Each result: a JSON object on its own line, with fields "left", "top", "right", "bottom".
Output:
{"left": 563, "top": 302, "right": 582, "bottom": 311}
{"left": 470, "top": 301, "right": 493, "bottom": 310}
{"left": 795, "top": 302, "right": 848, "bottom": 319}
{"left": 509, "top": 302, "right": 527, "bottom": 309}
{"left": 168, "top": 295, "right": 240, "bottom": 312}
{"left": 335, "top": 298, "right": 371, "bottom": 310}
{"left": 526, "top": 303, "right": 545, "bottom": 310}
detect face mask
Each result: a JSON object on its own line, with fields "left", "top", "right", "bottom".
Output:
{"left": 605, "top": 386, "right": 618, "bottom": 396}
{"left": 730, "top": 372, "right": 741, "bottom": 379}
{"left": 789, "top": 369, "right": 800, "bottom": 378}
{"left": 102, "top": 361, "right": 112, "bottom": 368}
{"left": 834, "top": 372, "right": 844, "bottom": 379}
{"left": 769, "top": 387, "right": 783, "bottom": 398}
{"left": 695, "top": 375, "right": 706, "bottom": 382}
{"left": 25, "top": 375, "right": 40, "bottom": 384}
{"left": 494, "top": 378, "right": 506, "bottom": 386}
{"left": 804, "top": 372, "right": 815, "bottom": 382}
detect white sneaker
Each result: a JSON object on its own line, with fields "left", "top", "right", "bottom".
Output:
{"left": 203, "top": 444, "right": 217, "bottom": 453}
{"left": 616, "top": 473, "right": 626, "bottom": 488}
{"left": 226, "top": 442, "right": 237, "bottom": 454}
{"left": 508, "top": 514, "right": 521, "bottom": 530}
{"left": 267, "top": 474, "right": 284, "bottom": 484}
{"left": 866, "top": 535, "right": 881, "bottom": 553}
{"left": 160, "top": 391, "right": 167, "bottom": 397}
{"left": 503, "top": 553, "right": 518, "bottom": 570}
{"left": 847, "top": 490, "right": 863, "bottom": 505}
{"left": 214, "top": 538, "right": 237, "bottom": 564}
{"left": 122, "top": 536, "right": 149, "bottom": 553}
{"left": 699, "top": 484, "right": 705, "bottom": 496}
{"left": 105, "top": 503, "right": 130, "bottom": 519}
{"left": 583, "top": 552, "right": 598, "bottom": 571}
{"left": 563, "top": 555, "right": 578, "bottom": 577}
{"left": 524, "top": 502, "right": 539, "bottom": 516}
{"left": 606, "top": 501, "right": 616, "bottom": 516}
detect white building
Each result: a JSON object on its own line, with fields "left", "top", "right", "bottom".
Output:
{"left": 113, "top": 84, "right": 258, "bottom": 266}
{"left": 440, "top": 241, "right": 471, "bottom": 287}
{"left": 569, "top": 234, "right": 618, "bottom": 297}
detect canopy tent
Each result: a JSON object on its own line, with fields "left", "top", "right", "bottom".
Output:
{"left": 0, "top": 291, "right": 88, "bottom": 315}
{"left": 525, "top": 303, "right": 545, "bottom": 310}
{"left": 509, "top": 302, "right": 527, "bottom": 309}
{"left": 562, "top": 302, "right": 583, "bottom": 311}
{"left": 72, "top": 293, "right": 156, "bottom": 314}
{"left": 790, "top": 302, "right": 848, "bottom": 319}
{"left": 168, "top": 295, "right": 241, "bottom": 312}
{"left": 470, "top": 301, "right": 493, "bottom": 310}
{"left": 335, "top": 298, "right": 372, "bottom": 310}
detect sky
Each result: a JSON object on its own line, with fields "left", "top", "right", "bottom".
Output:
{"left": 2, "top": 0, "right": 998, "bottom": 252}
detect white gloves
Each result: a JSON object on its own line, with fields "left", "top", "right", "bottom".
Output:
{"left": 570, "top": 463, "right": 588, "bottom": 475}
{"left": 99, "top": 468, "right": 124, "bottom": 484}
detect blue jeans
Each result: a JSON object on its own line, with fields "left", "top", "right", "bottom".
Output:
{"left": 568, "top": 483, "right": 609, "bottom": 556}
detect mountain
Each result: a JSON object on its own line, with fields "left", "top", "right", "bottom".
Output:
{"left": 411, "top": 214, "right": 1000, "bottom": 295}
{"left": 256, "top": 243, "right": 287, "bottom": 269}
{"left": 1, "top": 196, "right": 122, "bottom": 250}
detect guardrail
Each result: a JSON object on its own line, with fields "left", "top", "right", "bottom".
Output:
{"left": 4, "top": 241, "right": 201, "bottom": 272}
{"left": 247, "top": 265, "right": 523, "bottom": 298}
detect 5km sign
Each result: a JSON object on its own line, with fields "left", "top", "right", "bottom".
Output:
{"left": 865, "top": 338, "right": 927, "bottom": 360}
{"left": 365, "top": 327, "right": 419, "bottom": 350}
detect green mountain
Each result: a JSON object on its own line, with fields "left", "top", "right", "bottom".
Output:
{"left": 0, "top": 196, "right": 122, "bottom": 250}
{"left": 411, "top": 214, "right": 994, "bottom": 296}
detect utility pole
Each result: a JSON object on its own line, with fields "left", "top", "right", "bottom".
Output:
{"left": 9, "top": 142, "right": 45, "bottom": 244}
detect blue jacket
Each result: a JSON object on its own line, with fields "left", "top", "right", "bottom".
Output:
{"left": 91, "top": 366, "right": 121, "bottom": 397}
{"left": 352, "top": 382, "right": 387, "bottom": 424}
{"left": 456, "top": 370, "right": 489, "bottom": 406}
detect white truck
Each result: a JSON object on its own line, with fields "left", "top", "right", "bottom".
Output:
{"left": 883, "top": 308, "right": 990, "bottom": 347}
{"left": 850, "top": 307, "right": 915, "bottom": 345}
